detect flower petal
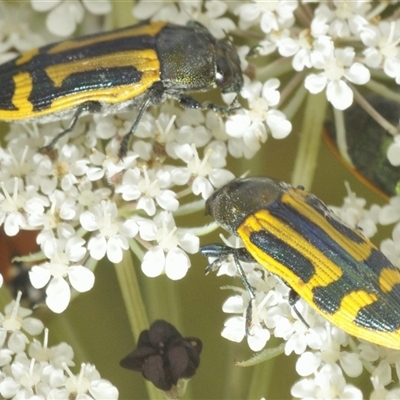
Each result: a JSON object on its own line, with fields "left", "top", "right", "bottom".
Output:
{"left": 46, "top": 278, "right": 71, "bottom": 313}
{"left": 326, "top": 80, "right": 353, "bottom": 110}
{"left": 68, "top": 266, "right": 95, "bottom": 292}
{"left": 142, "top": 247, "right": 165, "bottom": 278}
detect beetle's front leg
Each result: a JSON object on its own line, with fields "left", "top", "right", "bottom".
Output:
{"left": 178, "top": 95, "right": 240, "bottom": 116}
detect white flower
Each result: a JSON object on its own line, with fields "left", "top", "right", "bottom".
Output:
{"left": 380, "top": 223, "right": 400, "bottom": 268}
{"left": 361, "top": 21, "right": 400, "bottom": 83}
{"left": 192, "top": 1, "right": 236, "bottom": 39}
{"left": 172, "top": 144, "right": 234, "bottom": 199}
{"left": 305, "top": 37, "right": 370, "bottom": 110}
{"left": 30, "top": 0, "right": 111, "bottom": 37}
{"left": 379, "top": 197, "right": 400, "bottom": 226}
{"left": 133, "top": 0, "right": 181, "bottom": 22}
{"left": 370, "top": 359, "right": 400, "bottom": 399}
{"left": 47, "top": 363, "right": 118, "bottom": 399}
{"left": 311, "top": 2, "right": 369, "bottom": 39}
{"left": 226, "top": 78, "right": 292, "bottom": 157}
{"left": 139, "top": 211, "right": 199, "bottom": 280}
{"left": 50, "top": 144, "right": 89, "bottom": 192}
{"left": 221, "top": 314, "right": 246, "bottom": 343}
{"left": 278, "top": 30, "right": 313, "bottom": 71}
{"left": 0, "top": 179, "right": 28, "bottom": 236}
{"left": 87, "top": 148, "right": 133, "bottom": 182}
{"left": 329, "top": 187, "right": 380, "bottom": 238}
{"left": 0, "top": 14, "right": 43, "bottom": 63}
{"left": 295, "top": 326, "right": 361, "bottom": 378}
{"left": 80, "top": 201, "right": 138, "bottom": 264}
{"left": 115, "top": 167, "right": 178, "bottom": 216}
{"left": 29, "top": 330, "right": 75, "bottom": 369}
{"left": 0, "top": 296, "right": 44, "bottom": 354}
{"left": 1, "top": 359, "right": 45, "bottom": 398}
{"left": 30, "top": 237, "right": 93, "bottom": 313}
{"left": 222, "top": 294, "right": 271, "bottom": 352}
{"left": 0, "top": 294, "right": 118, "bottom": 398}
{"left": 291, "top": 363, "right": 363, "bottom": 399}
{"left": 235, "top": 0, "right": 298, "bottom": 32}
{"left": 207, "top": 245, "right": 310, "bottom": 352}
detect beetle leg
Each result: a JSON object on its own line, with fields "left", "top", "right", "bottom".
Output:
{"left": 231, "top": 250, "right": 257, "bottom": 335}
{"left": 200, "top": 243, "right": 256, "bottom": 335}
{"left": 288, "top": 289, "right": 310, "bottom": 328}
{"left": 201, "top": 243, "right": 312, "bottom": 332}
{"left": 118, "top": 93, "right": 152, "bottom": 159}
{"left": 200, "top": 243, "right": 255, "bottom": 274}
{"left": 118, "top": 82, "right": 165, "bottom": 159}
{"left": 39, "top": 101, "right": 102, "bottom": 154}
{"left": 178, "top": 95, "right": 240, "bottom": 116}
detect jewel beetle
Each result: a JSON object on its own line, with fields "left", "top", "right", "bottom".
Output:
{"left": 324, "top": 94, "right": 400, "bottom": 199}
{"left": 0, "top": 20, "right": 243, "bottom": 158}
{"left": 200, "top": 177, "right": 400, "bottom": 350}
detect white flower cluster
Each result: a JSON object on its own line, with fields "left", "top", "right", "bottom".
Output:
{"left": 30, "top": 0, "right": 111, "bottom": 37}
{"left": 0, "top": 7, "right": 43, "bottom": 65}
{"left": 0, "top": 293, "right": 118, "bottom": 399}
{"left": 0, "top": 0, "right": 400, "bottom": 397}
{"left": 1, "top": 106, "right": 228, "bottom": 312}
{"left": 234, "top": 0, "right": 397, "bottom": 111}
{"left": 0, "top": 0, "right": 293, "bottom": 314}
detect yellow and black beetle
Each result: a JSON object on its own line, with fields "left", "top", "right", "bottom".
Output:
{"left": 0, "top": 20, "right": 243, "bottom": 157}
{"left": 201, "top": 177, "right": 400, "bottom": 350}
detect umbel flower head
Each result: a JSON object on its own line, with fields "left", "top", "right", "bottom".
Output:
{"left": 0, "top": 293, "right": 118, "bottom": 399}
{"left": 120, "top": 320, "right": 202, "bottom": 396}
{"left": 0, "top": 0, "right": 399, "bottom": 398}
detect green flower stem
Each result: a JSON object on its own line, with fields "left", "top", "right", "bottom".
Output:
{"left": 236, "top": 343, "right": 285, "bottom": 366}
{"left": 240, "top": 343, "right": 285, "bottom": 398}
{"left": 352, "top": 84, "right": 399, "bottom": 136}
{"left": 257, "top": 57, "right": 294, "bottom": 81}
{"left": 291, "top": 91, "right": 328, "bottom": 189}
{"left": 332, "top": 108, "right": 352, "bottom": 164}
{"left": 114, "top": 252, "right": 163, "bottom": 400}
{"left": 365, "top": 79, "right": 400, "bottom": 102}
{"left": 114, "top": 252, "right": 148, "bottom": 338}
{"left": 247, "top": 359, "right": 277, "bottom": 399}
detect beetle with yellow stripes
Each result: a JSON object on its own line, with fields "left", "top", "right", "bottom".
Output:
{"left": 0, "top": 20, "right": 243, "bottom": 157}
{"left": 201, "top": 177, "right": 400, "bottom": 350}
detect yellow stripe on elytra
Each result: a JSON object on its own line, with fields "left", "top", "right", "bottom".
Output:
{"left": 0, "top": 50, "right": 160, "bottom": 121}
{"left": 237, "top": 210, "right": 344, "bottom": 301}
{"left": 282, "top": 189, "right": 374, "bottom": 262}
{"left": 48, "top": 21, "right": 167, "bottom": 54}
{"left": 11, "top": 72, "right": 34, "bottom": 114}
{"left": 16, "top": 48, "right": 40, "bottom": 66}
{"left": 337, "top": 290, "right": 378, "bottom": 317}
{"left": 329, "top": 290, "right": 378, "bottom": 339}
{"left": 328, "top": 289, "right": 400, "bottom": 348}
{"left": 47, "top": 51, "right": 160, "bottom": 111}
{"left": 45, "top": 49, "right": 159, "bottom": 88}
{"left": 379, "top": 268, "right": 400, "bottom": 293}
{"left": 49, "top": 70, "right": 158, "bottom": 110}
{"left": 237, "top": 210, "right": 400, "bottom": 348}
